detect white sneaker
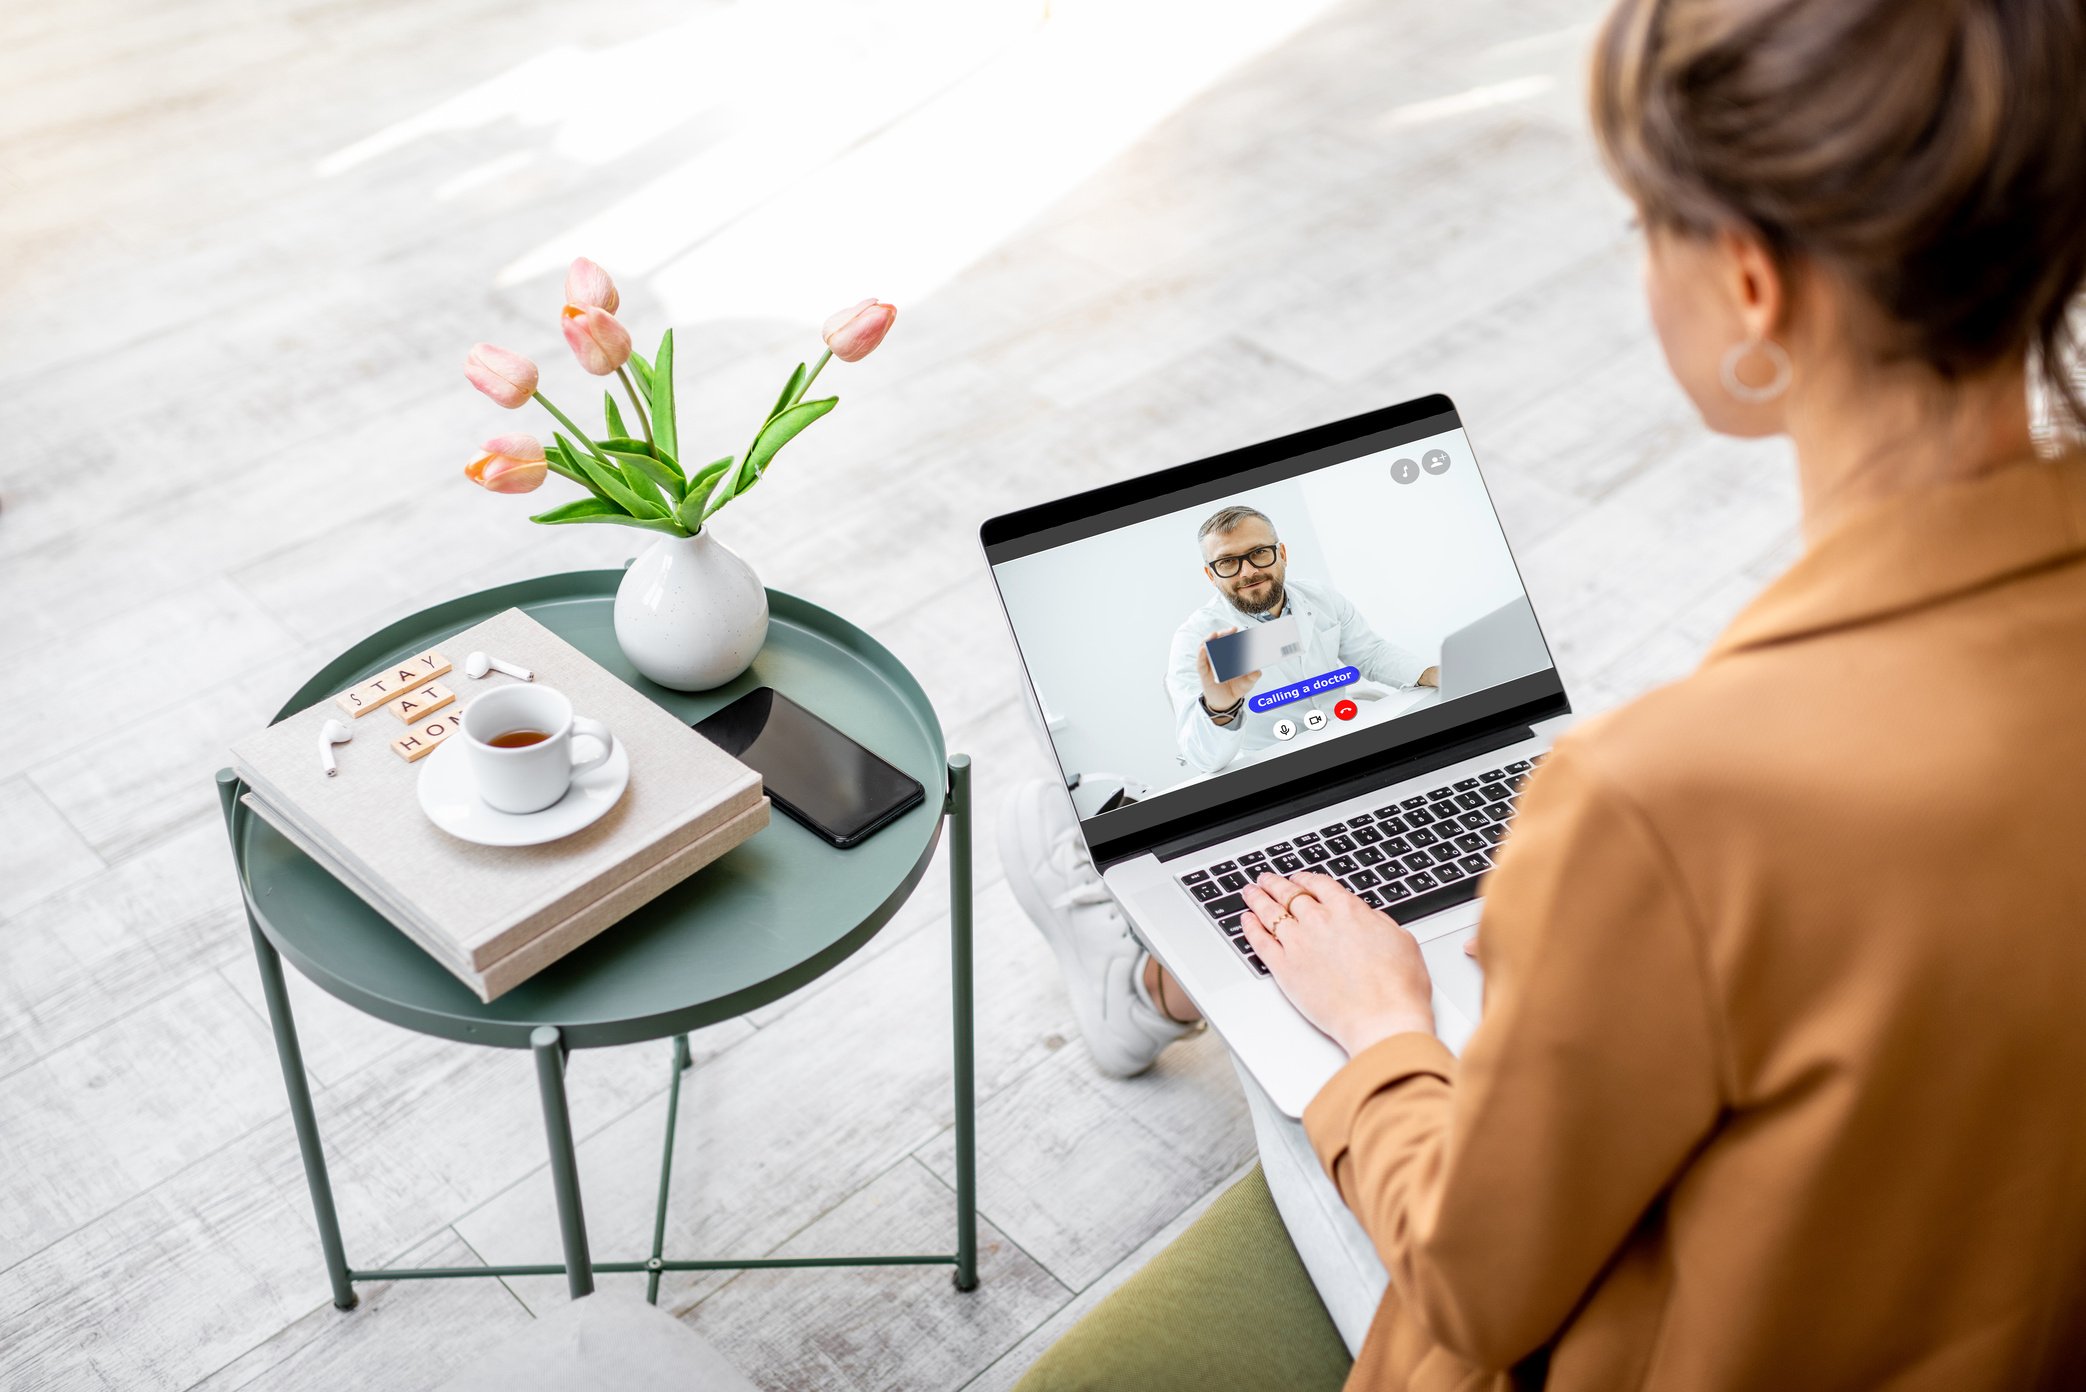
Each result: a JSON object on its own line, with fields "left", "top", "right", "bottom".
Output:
{"left": 999, "top": 779, "right": 1194, "bottom": 1078}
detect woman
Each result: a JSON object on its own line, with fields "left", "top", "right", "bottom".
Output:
{"left": 1017, "top": 0, "right": 2086, "bottom": 1386}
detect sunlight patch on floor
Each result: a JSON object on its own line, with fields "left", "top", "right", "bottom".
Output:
{"left": 1376, "top": 74, "right": 1553, "bottom": 131}
{"left": 480, "top": 0, "right": 1347, "bottom": 326}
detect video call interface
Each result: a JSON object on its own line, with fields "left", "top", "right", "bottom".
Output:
{"left": 991, "top": 427, "right": 1554, "bottom": 824}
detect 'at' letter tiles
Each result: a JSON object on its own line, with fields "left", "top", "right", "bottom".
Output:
{"left": 386, "top": 680, "right": 456, "bottom": 722}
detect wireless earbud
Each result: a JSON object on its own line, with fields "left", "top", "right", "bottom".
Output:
{"left": 464, "top": 651, "right": 534, "bottom": 681}
{"left": 319, "top": 719, "right": 353, "bottom": 777}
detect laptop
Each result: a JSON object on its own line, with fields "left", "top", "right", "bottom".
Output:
{"left": 1437, "top": 596, "right": 1549, "bottom": 702}
{"left": 981, "top": 395, "right": 1574, "bottom": 1116}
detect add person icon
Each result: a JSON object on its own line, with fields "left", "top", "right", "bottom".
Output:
{"left": 1390, "top": 457, "right": 1420, "bottom": 485}
{"left": 1421, "top": 448, "right": 1452, "bottom": 474}
{"left": 1302, "top": 709, "right": 1329, "bottom": 732}
{"left": 1272, "top": 717, "right": 1299, "bottom": 741}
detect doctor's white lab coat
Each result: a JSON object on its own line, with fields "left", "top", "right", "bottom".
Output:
{"left": 1165, "top": 579, "right": 1429, "bottom": 776}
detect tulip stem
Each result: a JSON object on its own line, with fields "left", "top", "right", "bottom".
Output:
{"left": 616, "top": 367, "right": 654, "bottom": 449}
{"left": 533, "top": 392, "right": 614, "bottom": 465}
{"left": 798, "top": 349, "right": 833, "bottom": 404}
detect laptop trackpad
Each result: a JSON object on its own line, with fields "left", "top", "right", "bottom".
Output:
{"left": 1423, "top": 925, "right": 1483, "bottom": 1056}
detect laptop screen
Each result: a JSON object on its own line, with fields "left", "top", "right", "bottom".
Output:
{"left": 982, "top": 398, "right": 1565, "bottom": 864}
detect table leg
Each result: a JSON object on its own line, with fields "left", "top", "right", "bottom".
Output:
{"left": 947, "top": 754, "right": 979, "bottom": 1292}
{"left": 647, "top": 1035, "right": 692, "bottom": 1305}
{"left": 531, "top": 1026, "right": 595, "bottom": 1298}
{"left": 216, "top": 771, "right": 358, "bottom": 1311}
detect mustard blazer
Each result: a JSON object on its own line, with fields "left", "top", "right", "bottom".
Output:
{"left": 1305, "top": 448, "right": 2086, "bottom": 1391}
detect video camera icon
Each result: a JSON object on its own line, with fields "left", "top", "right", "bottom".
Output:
{"left": 1302, "top": 709, "right": 1329, "bottom": 732}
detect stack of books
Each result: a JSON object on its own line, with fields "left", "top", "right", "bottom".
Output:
{"left": 231, "top": 608, "right": 768, "bottom": 1001}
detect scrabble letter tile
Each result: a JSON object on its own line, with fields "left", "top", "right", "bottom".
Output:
{"left": 336, "top": 650, "right": 454, "bottom": 718}
{"left": 391, "top": 709, "right": 465, "bottom": 762}
{"left": 386, "top": 680, "right": 456, "bottom": 722}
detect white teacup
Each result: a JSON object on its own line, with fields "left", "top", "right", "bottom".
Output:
{"left": 459, "top": 684, "right": 616, "bottom": 815}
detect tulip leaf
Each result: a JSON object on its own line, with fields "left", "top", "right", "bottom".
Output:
{"left": 701, "top": 462, "right": 744, "bottom": 519}
{"left": 606, "top": 446, "right": 685, "bottom": 503}
{"left": 532, "top": 498, "right": 622, "bottom": 523}
{"left": 618, "top": 454, "right": 671, "bottom": 515}
{"left": 555, "top": 431, "right": 661, "bottom": 519}
{"left": 627, "top": 351, "right": 654, "bottom": 395}
{"left": 649, "top": 330, "right": 678, "bottom": 462}
{"left": 675, "top": 474, "right": 717, "bottom": 530}
{"left": 603, "top": 392, "right": 627, "bottom": 441}
{"left": 697, "top": 397, "right": 831, "bottom": 523}
{"left": 544, "top": 442, "right": 613, "bottom": 503}
{"left": 680, "top": 456, "right": 735, "bottom": 523}
{"left": 602, "top": 435, "right": 685, "bottom": 484}
{"left": 532, "top": 497, "right": 688, "bottom": 535}
{"left": 599, "top": 437, "right": 682, "bottom": 476}
{"left": 728, "top": 395, "right": 837, "bottom": 502}
{"left": 687, "top": 455, "right": 734, "bottom": 489}
{"left": 767, "top": 363, "right": 807, "bottom": 423}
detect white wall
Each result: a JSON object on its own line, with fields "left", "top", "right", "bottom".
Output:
{"left": 1303, "top": 427, "right": 1528, "bottom": 654}
{"left": 992, "top": 429, "right": 1528, "bottom": 793}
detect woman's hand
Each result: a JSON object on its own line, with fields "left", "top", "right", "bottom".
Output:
{"left": 1240, "top": 871, "right": 1437, "bottom": 1056}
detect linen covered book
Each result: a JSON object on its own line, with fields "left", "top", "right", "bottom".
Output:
{"left": 230, "top": 608, "right": 768, "bottom": 1000}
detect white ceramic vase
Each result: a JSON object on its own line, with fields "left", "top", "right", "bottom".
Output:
{"left": 614, "top": 529, "right": 769, "bottom": 691}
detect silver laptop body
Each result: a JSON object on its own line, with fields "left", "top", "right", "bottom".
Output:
{"left": 982, "top": 396, "right": 1573, "bottom": 1117}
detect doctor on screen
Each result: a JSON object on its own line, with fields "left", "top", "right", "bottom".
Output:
{"left": 1166, "top": 504, "right": 1439, "bottom": 775}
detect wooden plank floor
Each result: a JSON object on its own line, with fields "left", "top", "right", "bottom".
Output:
{"left": 0, "top": 0, "right": 1801, "bottom": 1386}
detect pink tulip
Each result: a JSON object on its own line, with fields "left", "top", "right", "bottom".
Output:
{"left": 564, "top": 257, "right": 620, "bottom": 313}
{"left": 465, "top": 433, "right": 547, "bottom": 494}
{"left": 464, "top": 344, "right": 540, "bottom": 408}
{"left": 560, "top": 303, "right": 633, "bottom": 376}
{"left": 821, "top": 299, "right": 897, "bottom": 362}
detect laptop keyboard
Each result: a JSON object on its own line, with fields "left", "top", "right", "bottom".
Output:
{"left": 1175, "top": 754, "right": 1543, "bottom": 976}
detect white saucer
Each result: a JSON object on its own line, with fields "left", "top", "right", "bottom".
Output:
{"left": 416, "top": 737, "right": 631, "bottom": 846}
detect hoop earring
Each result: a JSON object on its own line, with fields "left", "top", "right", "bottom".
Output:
{"left": 1719, "top": 337, "right": 1792, "bottom": 403}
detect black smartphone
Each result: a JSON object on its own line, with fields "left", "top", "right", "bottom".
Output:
{"left": 692, "top": 687, "right": 927, "bottom": 849}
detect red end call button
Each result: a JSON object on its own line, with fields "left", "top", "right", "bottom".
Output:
{"left": 1334, "top": 699, "right": 1358, "bottom": 721}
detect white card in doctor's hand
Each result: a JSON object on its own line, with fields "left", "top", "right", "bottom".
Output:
{"left": 1204, "top": 613, "right": 1303, "bottom": 684}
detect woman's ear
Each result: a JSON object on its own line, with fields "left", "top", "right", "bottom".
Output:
{"left": 1717, "top": 226, "right": 1787, "bottom": 342}
{"left": 1640, "top": 222, "right": 1794, "bottom": 438}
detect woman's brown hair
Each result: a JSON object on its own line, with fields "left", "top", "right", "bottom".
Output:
{"left": 1589, "top": 0, "right": 2086, "bottom": 436}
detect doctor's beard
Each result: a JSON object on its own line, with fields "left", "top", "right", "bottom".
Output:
{"left": 1229, "top": 574, "right": 1286, "bottom": 616}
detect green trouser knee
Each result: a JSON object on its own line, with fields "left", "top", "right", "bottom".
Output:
{"left": 1014, "top": 1165, "right": 1353, "bottom": 1392}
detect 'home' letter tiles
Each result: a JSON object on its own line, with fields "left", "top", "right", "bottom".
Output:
{"left": 391, "top": 709, "right": 465, "bottom": 762}
{"left": 386, "top": 680, "right": 455, "bottom": 722}
{"left": 336, "top": 650, "right": 452, "bottom": 718}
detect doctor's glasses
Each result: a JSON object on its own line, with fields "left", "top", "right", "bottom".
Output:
{"left": 1207, "top": 544, "right": 1280, "bottom": 578}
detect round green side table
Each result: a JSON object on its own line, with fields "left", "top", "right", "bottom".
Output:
{"left": 215, "top": 570, "right": 977, "bottom": 1310}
